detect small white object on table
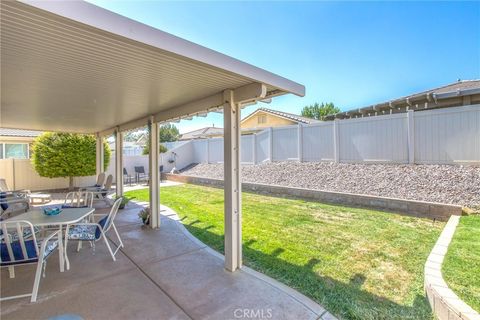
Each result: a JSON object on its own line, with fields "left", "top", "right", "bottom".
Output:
{"left": 5, "top": 207, "right": 95, "bottom": 272}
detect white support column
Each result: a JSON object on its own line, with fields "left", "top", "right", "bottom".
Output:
{"left": 252, "top": 134, "right": 257, "bottom": 165}
{"left": 297, "top": 124, "right": 303, "bottom": 162}
{"left": 407, "top": 110, "right": 415, "bottom": 164}
{"left": 223, "top": 89, "right": 242, "bottom": 272}
{"left": 115, "top": 130, "right": 124, "bottom": 197}
{"left": 149, "top": 118, "right": 160, "bottom": 229}
{"left": 95, "top": 134, "right": 104, "bottom": 176}
{"left": 268, "top": 127, "right": 273, "bottom": 162}
{"left": 333, "top": 119, "right": 340, "bottom": 163}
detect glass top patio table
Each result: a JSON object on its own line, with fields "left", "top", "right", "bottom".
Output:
{"left": 5, "top": 207, "right": 94, "bottom": 226}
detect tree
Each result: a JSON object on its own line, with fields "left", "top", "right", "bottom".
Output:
{"left": 123, "top": 130, "right": 145, "bottom": 142}
{"left": 301, "top": 102, "right": 340, "bottom": 120}
{"left": 142, "top": 143, "right": 167, "bottom": 155}
{"left": 159, "top": 124, "right": 179, "bottom": 142}
{"left": 142, "top": 123, "right": 177, "bottom": 155}
{"left": 31, "top": 132, "right": 111, "bottom": 190}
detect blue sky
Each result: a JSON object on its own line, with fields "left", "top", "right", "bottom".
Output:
{"left": 89, "top": 1, "right": 479, "bottom": 134}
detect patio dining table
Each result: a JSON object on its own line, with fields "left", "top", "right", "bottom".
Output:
{"left": 4, "top": 207, "right": 95, "bottom": 272}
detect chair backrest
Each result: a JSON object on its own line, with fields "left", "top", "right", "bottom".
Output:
{"left": 64, "top": 192, "right": 78, "bottom": 207}
{"left": 159, "top": 165, "right": 164, "bottom": 173}
{"left": 0, "top": 179, "right": 9, "bottom": 192}
{"left": 96, "top": 172, "right": 106, "bottom": 187}
{"left": 134, "top": 166, "right": 145, "bottom": 174}
{"left": 64, "top": 191, "right": 94, "bottom": 208}
{"left": 0, "top": 220, "right": 39, "bottom": 265}
{"left": 101, "top": 197, "right": 122, "bottom": 233}
{"left": 104, "top": 175, "right": 113, "bottom": 191}
{"left": 123, "top": 168, "right": 128, "bottom": 175}
{"left": 77, "top": 191, "right": 94, "bottom": 208}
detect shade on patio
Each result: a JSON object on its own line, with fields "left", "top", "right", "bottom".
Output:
{"left": 1, "top": 0, "right": 305, "bottom": 271}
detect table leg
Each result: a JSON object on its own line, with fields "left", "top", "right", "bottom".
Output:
{"left": 58, "top": 226, "right": 65, "bottom": 272}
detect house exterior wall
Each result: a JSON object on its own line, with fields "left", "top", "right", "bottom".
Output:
{"left": 241, "top": 111, "right": 297, "bottom": 129}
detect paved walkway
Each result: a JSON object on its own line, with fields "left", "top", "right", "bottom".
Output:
{"left": 1, "top": 199, "right": 334, "bottom": 320}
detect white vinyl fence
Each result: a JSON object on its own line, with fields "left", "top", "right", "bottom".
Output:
{"left": 159, "top": 104, "right": 480, "bottom": 168}
{"left": 1, "top": 105, "right": 478, "bottom": 191}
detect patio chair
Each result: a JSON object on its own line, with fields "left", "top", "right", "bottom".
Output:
{"left": 123, "top": 168, "right": 132, "bottom": 186}
{"left": 0, "top": 192, "right": 30, "bottom": 219}
{"left": 80, "top": 172, "right": 106, "bottom": 191}
{"left": 134, "top": 166, "right": 148, "bottom": 184}
{"left": 0, "top": 220, "right": 60, "bottom": 302}
{"left": 64, "top": 197, "right": 124, "bottom": 269}
{"left": 90, "top": 175, "right": 113, "bottom": 205}
{"left": 0, "top": 178, "right": 30, "bottom": 194}
{"left": 0, "top": 178, "right": 50, "bottom": 205}
{"left": 159, "top": 165, "right": 164, "bottom": 183}
{"left": 62, "top": 191, "right": 94, "bottom": 209}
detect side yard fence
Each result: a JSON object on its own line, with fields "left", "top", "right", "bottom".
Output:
{"left": 161, "top": 104, "right": 480, "bottom": 169}
{"left": 1, "top": 105, "right": 478, "bottom": 191}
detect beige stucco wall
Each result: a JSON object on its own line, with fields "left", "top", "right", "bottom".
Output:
{"left": 0, "top": 158, "right": 96, "bottom": 191}
{"left": 241, "top": 111, "right": 296, "bottom": 129}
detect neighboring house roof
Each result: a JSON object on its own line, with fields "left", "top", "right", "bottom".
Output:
{"left": 179, "top": 127, "right": 224, "bottom": 140}
{"left": 0, "top": 128, "right": 43, "bottom": 137}
{"left": 241, "top": 107, "right": 321, "bottom": 125}
{"left": 326, "top": 79, "right": 480, "bottom": 120}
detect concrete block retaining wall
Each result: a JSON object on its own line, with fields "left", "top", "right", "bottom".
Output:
{"left": 163, "top": 173, "right": 462, "bottom": 221}
{"left": 424, "top": 216, "right": 480, "bottom": 320}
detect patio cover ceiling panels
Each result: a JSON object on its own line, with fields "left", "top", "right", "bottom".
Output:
{"left": 0, "top": 0, "right": 304, "bottom": 134}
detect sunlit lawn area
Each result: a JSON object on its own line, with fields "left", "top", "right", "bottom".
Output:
{"left": 126, "top": 184, "right": 444, "bottom": 320}
{"left": 443, "top": 215, "right": 480, "bottom": 312}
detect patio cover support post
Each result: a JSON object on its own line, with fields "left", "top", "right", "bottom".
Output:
{"left": 149, "top": 118, "right": 160, "bottom": 229}
{"left": 96, "top": 134, "right": 104, "bottom": 176}
{"left": 115, "top": 130, "right": 124, "bottom": 197}
{"left": 223, "top": 89, "right": 242, "bottom": 272}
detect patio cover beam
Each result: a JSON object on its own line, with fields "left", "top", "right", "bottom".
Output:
{"left": 1, "top": 1, "right": 304, "bottom": 134}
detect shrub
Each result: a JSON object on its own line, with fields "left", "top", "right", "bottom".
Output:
{"left": 31, "top": 132, "right": 110, "bottom": 189}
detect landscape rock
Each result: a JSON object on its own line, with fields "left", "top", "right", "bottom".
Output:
{"left": 181, "top": 162, "right": 480, "bottom": 210}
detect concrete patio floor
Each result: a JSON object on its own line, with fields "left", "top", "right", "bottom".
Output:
{"left": 1, "top": 198, "right": 334, "bottom": 320}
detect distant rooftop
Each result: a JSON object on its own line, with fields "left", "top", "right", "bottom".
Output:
{"left": 0, "top": 128, "right": 43, "bottom": 137}
{"left": 326, "top": 79, "right": 480, "bottom": 120}
{"left": 179, "top": 127, "right": 224, "bottom": 140}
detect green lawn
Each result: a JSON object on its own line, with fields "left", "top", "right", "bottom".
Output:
{"left": 442, "top": 215, "right": 480, "bottom": 312}
{"left": 126, "top": 184, "right": 444, "bottom": 320}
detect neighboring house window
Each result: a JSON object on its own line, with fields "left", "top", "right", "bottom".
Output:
{"left": 3, "top": 143, "right": 29, "bottom": 159}
{"left": 258, "top": 115, "right": 267, "bottom": 124}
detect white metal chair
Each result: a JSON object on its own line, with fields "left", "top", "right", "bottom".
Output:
{"left": 0, "top": 192, "right": 30, "bottom": 219}
{"left": 62, "top": 191, "right": 94, "bottom": 209}
{"left": 64, "top": 197, "right": 124, "bottom": 270}
{"left": 0, "top": 220, "right": 60, "bottom": 302}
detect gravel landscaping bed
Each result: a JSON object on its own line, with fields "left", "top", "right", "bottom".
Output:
{"left": 181, "top": 162, "right": 480, "bottom": 210}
